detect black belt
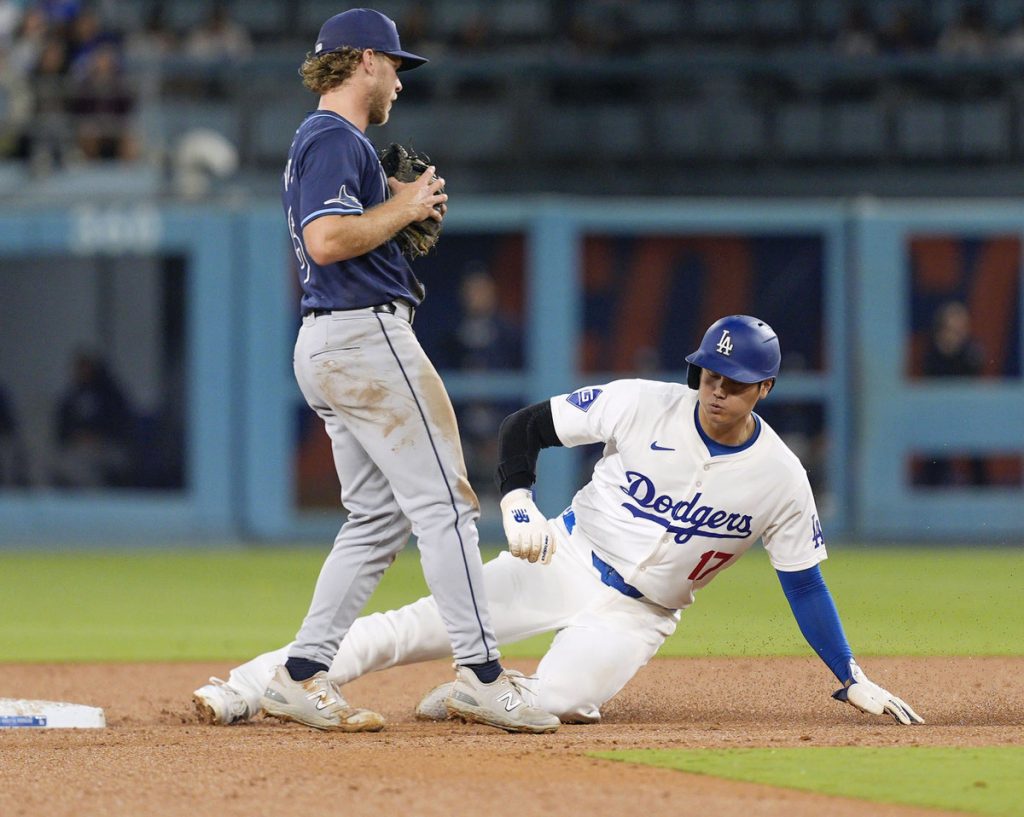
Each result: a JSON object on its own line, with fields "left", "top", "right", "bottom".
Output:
{"left": 305, "top": 300, "right": 414, "bottom": 323}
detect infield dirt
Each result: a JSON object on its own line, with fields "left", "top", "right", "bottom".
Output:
{"left": 1, "top": 656, "right": 1020, "bottom": 817}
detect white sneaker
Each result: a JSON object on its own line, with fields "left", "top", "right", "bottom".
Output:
{"left": 193, "top": 677, "right": 253, "bottom": 725}
{"left": 258, "top": 665, "right": 385, "bottom": 732}
{"left": 414, "top": 681, "right": 454, "bottom": 721}
{"left": 446, "top": 667, "right": 560, "bottom": 734}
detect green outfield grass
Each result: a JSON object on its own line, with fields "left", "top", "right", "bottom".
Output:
{"left": 0, "top": 545, "right": 1020, "bottom": 662}
{"left": 592, "top": 747, "right": 1024, "bottom": 817}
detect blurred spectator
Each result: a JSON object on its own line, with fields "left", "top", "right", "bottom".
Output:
{"left": 440, "top": 266, "right": 523, "bottom": 370}
{"left": 7, "top": 6, "right": 49, "bottom": 78}
{"left": 449, "top": 11, "right": 492, "bottom": 54}
{"left": 922, "top": 300, "right": 985, "bottom": 377}
{"left": 833, "top": 6, "right": 879, "bottom": 57}
{"left": 879, "top": 7, "right": 931, "bottom": 54}
{"left": 66, "top": 5, "right": 109, "bottom": 74}
{"left": 1000, "top": 12, "right": 1024, "bottom": 56}
{"left": 52, "top": 350, "right": 135, "bottom": 488}
{"left": 566, "top": 0, "right": 635, "bottom": 57}
{"left": 125, "top": 5, "right": 178, "bottom": 60}
{"left": 397, "top": 1, "right": 445, "bottom": 60}
{"left": 441, "top": 266, "right": 524, "bottom": 501}
{"left": 919, "top": 301, "right": 987, "bottom": 487}
{"left": 0, "top": 47, "right": 33, "bottom": 159}
{"left": 0, "top": 0, "right": 23, "bottom": 47}
{"left": 0, "top": 382, "right": 27, "bottom": 487}
{"left": 28, "top": 32, "right": 73, "bottom": 170}
{"left": 937, "top": 3, "right": 995, "bottom": 57}
{"left": 36, "top": 0, "right": 81, "bottom": 26}
{"left": 456, "top": 398, "right": 508, "bottom": 501}
{"left": 66, "top": 40, "right": 139, "bottom": 160}
{"left": 184, "top": 3, "right": 252, "bottom": 62}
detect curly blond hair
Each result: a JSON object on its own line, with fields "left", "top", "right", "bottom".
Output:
{"left": 299, "top": 47, "right": 364, "bottom": 94}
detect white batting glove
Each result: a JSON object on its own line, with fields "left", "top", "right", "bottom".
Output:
{"left": 499, "top": 488, "right": 556, "bottom": 565}
{"left": 832, "top": 661, "right": 924, "bottom": 725}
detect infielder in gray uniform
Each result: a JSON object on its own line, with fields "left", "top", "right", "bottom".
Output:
{"left": 192, "top": 9, "right": 557, "bottom": 734}
{"left": 195, "top": 316, "right": 922, "bottom": 728}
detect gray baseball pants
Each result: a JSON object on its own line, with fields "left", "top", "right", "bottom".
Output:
{"left": 287, "top": 306, "right": 499, "bottom": 667}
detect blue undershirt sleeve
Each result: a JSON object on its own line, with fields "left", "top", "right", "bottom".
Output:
{"left": 776, "top": 564, "right": 854, "bottom": 683}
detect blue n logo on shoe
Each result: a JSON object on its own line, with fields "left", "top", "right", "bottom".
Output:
{"left": 650, "top": 441, "right": 675, "bottom": 451}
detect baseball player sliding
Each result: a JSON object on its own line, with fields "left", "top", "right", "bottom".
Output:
{"left": 212, "top": 7, "right": 558, "bottom": 734}
{"left": 195, "top": 316, "right": 922, "bottom": 727}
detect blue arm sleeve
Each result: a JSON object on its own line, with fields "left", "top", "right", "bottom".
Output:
{"left": 776, "top": 565, "right": 854, "bottom": 683}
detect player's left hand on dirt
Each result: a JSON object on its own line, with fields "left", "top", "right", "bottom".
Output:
{"left": 499, "top": 488, "right": 556, "bottom": 565}
{"left": 378, "top": 142, "right": 444, "bottom": 259}
{"left": 832, "top": 661, "right": 924, "bottom": 725}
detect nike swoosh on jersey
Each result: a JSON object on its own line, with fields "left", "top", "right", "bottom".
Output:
{"left": 650, "top": 442, "right": 675, "bottom": 451}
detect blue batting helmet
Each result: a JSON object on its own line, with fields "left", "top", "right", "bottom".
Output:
{"left": 685, "top": 315, "right": 781, "bottom": 390}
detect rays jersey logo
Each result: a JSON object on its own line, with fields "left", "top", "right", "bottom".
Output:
{"left": 620, "top": 471, "right": 752, "bottom": 544}
{"left": 323, "top": 184, "right": 362, "bottom": 210}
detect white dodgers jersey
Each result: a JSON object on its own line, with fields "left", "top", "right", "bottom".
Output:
{"left": 550, "top": 379, "right": 827, "bottom": 610}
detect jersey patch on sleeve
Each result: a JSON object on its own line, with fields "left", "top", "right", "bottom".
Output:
{"left": 566, "top": 387, "right": 603, "bottom": 412}
{"left": 323, "top": 184, "right": 362, "bottom": 210}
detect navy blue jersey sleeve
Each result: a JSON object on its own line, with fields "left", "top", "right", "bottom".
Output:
{"left": 298, "top": 129, "right": 369, "bottom": 227}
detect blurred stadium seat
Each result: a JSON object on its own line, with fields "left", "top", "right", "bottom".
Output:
{"left": 163, "top": 1, "right": 211, "bottom": 33}
{"left": 693, "top": 0, "right": 746, "bottom": 41}
{"left": 956, "top": 99, "right": 1011, "bottom": 158}
{"left": 751, "top": 0, "right": 802, "bottom": 39}
{"left": 777, "top": 102, "right": 826, "bottom": 160}
{"left": 143, "top": 101, "right": 242, "bottom": 152}
{"left": 385, "top": 103, "right": 515, "bottom": 162}
{"left": 653, "top": 102, "right": 708, "bottom": 160}
{"left": 534, "top": 105, "right": 645, "bottom": 161}
{"left": 831, "top": 101, "right": 888, "bottom": 160}
{"left": 811, "top": 0, "right": 848, "bottom": 37}
{"left": 227, "top": 0, "right": 284, "bottom": 37}
{"left": 491, "top": 0, "right": 551, "bottom": 40}
{"left": 249, "top": 100, "right": 308, "bottom": 163}
{"left": 896, "top": 101, "right": 950, "bottom": 160}
{"left": 3, "top": 0, "right": 1024, "bottom": 197}
{"left": 421, "top": 0, "right": 487, "bottom": 42}
{"left": 623, "top": 1, "right": 683, "bottom": 39}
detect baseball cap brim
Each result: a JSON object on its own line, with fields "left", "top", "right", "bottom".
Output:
{"left": 380, "top": 48, "right": 428, "bottom": 71}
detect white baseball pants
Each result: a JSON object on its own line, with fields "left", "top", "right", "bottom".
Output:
{"left": 227, "top": 513, "right": 679, "bottom": 722}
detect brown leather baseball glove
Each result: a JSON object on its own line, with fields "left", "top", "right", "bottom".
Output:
{"left": 378, "top": 142, "right": 444, "bottom": 259}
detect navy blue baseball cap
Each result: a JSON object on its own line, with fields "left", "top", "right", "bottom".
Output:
{"left": 314, "top": 8, "right": 427, "bottom": 71}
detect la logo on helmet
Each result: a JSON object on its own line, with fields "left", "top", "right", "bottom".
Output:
{"left": 716, "top": 329, "right": 733, "bottom": 356}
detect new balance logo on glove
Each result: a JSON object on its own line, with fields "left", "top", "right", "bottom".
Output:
{"left": 512, "top": 508, "right": 530, "bottom": 523}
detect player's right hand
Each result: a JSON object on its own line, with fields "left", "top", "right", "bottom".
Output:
{"left": 832, "top": 661, "right": 924, "bottom": 725}
{"left": 387, "top": 167, "right": 447, "bottom": 223}
{"left": 499, "top": 489, "right": 556, "bottom": 565}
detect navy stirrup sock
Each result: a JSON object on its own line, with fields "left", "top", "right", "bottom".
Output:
{"left": 466, "top": 659, "right": 503, "bottom": 684}
{"left": 285, "top": 657, "right": 329, "bottom": 681}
